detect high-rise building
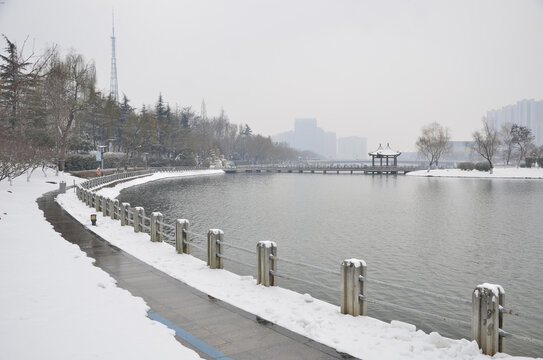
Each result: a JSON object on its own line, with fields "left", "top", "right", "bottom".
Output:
{"left": 486, "top": 99, "right": 543, "bottom": 146}
{"left": 294, "top": 118, "right": 318, "bottom": 153}
{"left": 272, "top": 118, "right": 336, "bottom": 159}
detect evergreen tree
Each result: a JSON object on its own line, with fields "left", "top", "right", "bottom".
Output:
{"left": 0, "top": 36, "right": 32, "bottom": 128}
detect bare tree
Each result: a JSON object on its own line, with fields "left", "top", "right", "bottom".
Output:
{"left": 43, "top": 51, "right": 95, "bottom": 172}
{"left": 0, "top": 129, "right": 52, "bottom": 183}
{"left": 472, "top": 117, "right": 500, "bottom": 173}
{"left": 416, "top": 122, "right": 451, "bottom": 171}
{"left": 499, "top": 122, "right": 515, "bottom": 166}
{"left": 511, "top": 124, "right": 534, "bottom": 167}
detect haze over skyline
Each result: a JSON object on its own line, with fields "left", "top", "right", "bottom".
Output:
{"left": 1, "top": 0, "right": 542, "bottom": 152}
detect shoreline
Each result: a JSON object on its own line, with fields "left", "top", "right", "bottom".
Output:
{"left": 406, "top": 167, "right": 543, "bottom": 179}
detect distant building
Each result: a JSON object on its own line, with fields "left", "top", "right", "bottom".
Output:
{"left": 337, "top": 136, "right": 367, "bottom": 160}
{"left": 486, "top": 99, "right": 543, "bottom": 146}
{"left": 273, "top": 118, "right": 336, "bottom": 159}
{"left": 442, "top": 141, "right": 478, "bottom": 162}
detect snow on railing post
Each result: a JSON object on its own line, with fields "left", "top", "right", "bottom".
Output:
{"left": 134, "top": 207, "right": 144, "bottom": 233}
{"left": 472, "top": 283, "right": 505, "bottom": 355}
{"left": 207, "top": 229, "right": 223, "bottom": 269}
{"left": 150, "top": 212, "right": 163, "bottom": 242}
{"left": 111, "top": 200, "right": 118, "bottom": 220}
{"left": 102, "top": 197, "right": 108, "bottom": 217}
{"left": 341, "top": 259, "right": 367, "bottom": 316}
{"left": 120, "top": 203, "right": 130, "bottom": 226}
{"left": 256, "top": 241, "right": 277, "bottom": 287}
{"left": 175, "top": 219, "right": 190, "bottom": 254}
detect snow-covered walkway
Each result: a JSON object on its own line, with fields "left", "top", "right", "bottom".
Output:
{"left": 0, "top": 170, "right": 202, "bottom": 360}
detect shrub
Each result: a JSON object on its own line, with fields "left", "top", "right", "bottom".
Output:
{"left": 525, "top": 157, "right": 543, "bottom": 168}
{"left": 457, "top": 162, "right": 475, "bottom": 171}
{"left": 65, "top": 153, "right": 139, "bottom": 171}
{"left": 474, "top": 162, "right": 491, "bottom": 172}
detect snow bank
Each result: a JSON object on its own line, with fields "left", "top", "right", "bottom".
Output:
{"left": 57, "top": 173, "right": 542, "bottom": 360}
{"left": 0, "top": 170, "right": 201, "bottom": 360}
{"left": 94, "top": 169, "right": 224, "bottom": 198}
{"left": 407, "top": 167, "right": 543, "bottom": 179}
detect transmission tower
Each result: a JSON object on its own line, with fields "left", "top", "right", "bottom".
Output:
{"left": 109, "top": 10, "right": 119, "bottom": 103}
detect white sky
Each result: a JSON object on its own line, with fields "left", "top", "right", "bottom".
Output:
{"left": 1, "top": 0, "right": 542, "bottom": 151}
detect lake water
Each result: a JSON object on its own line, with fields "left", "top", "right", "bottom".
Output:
{"left": 118, "top": 173, "right": 543, "bottom": 357}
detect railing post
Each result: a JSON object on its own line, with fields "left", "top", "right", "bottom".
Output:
{"left": 472, "top": 284, "right": 505, "bottom": 356}
{"left": 134, "top": 207, "right": 144, "bottom": 233}
{"left": 95, "top": 194, "right": 101, "bottom": 212}
{"left": 341, "top": 259, "right": 367, "bottom": 316}
{"left": 207, "top": 229, "right": 223, "bottom": 269}
{"left": 111, "top": 199, "right": 118, "bottom": 220}
{"left": 175, "top": 219, "right": 190, "bottom": 254}
{"left": 256, "top": 241, "right": 277, "bottom": 286}
{"left": 120, "top": 203, "right": 130, "bottom": 226}
{"left": 102, "top": 197, "right": 108, "bottom": 217}
{"left": 150, "top": 212, "right": 163, "bottom": 242}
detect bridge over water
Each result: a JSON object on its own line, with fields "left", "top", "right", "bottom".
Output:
{"left": 223, "top": 164, "right": 424, "bottom": 175}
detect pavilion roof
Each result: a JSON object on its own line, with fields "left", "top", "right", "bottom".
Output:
{"left": 368, "top": 143, "right": 401, "bottom": 157}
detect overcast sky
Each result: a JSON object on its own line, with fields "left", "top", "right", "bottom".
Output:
{"left": 1, "top": 0, "right": 542, "bottom": 151}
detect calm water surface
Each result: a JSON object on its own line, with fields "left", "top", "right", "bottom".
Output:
{"left": 118, "top": 173, "right": 543, "bottom": 357}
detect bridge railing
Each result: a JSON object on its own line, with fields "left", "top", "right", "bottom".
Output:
{"left": 73, "top": 172, "right": 542, "bottom": 356}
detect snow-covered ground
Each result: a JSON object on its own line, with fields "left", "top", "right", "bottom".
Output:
{"left": 56, "top": 171, "right": 542, "bottom": 360}
{"left": 407, "top": 167, "right": 543, "bottom": 179}
{"left": 0, "top": 169, "right": 202, "bottom": 360}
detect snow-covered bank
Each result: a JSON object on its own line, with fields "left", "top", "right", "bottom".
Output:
{"left": 93, "top": 169, "right": 224, "bottom": 199}
{"left": 0, "top": 170, "right": 201, "bottom": 360}
{"left": 57, "top": 173, "right": 541, "bottom": 360}
{"left": 407, "top": 167, "right": 543, "bottom": 179}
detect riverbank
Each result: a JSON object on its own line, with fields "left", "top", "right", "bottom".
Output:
{"left": 407, "top": 167, "right": 543, "bottom": 179}
{"left": 0, "top": 170, "right": 202, "bottom": 359}
{"left": 57, "top": 172, "right": 541, "bottom": 360}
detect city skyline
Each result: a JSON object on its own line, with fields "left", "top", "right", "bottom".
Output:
{"left": 1, "top": 0, "right": 542, "bottom": 152}
{"left": 486, "top": 99, "right": 543, "bottom": 146}
{"left": 273, "top": 118, "right": 369, "bottom": 160}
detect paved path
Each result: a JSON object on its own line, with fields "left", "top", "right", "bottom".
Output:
{"left": 38, "top": 191, "right": 354, "bottom": 360}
